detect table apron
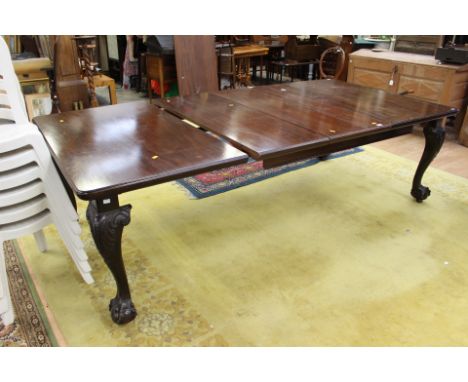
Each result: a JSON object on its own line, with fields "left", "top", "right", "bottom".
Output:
{"left": 263, "top": 125, "right": 414, "bottom": 168}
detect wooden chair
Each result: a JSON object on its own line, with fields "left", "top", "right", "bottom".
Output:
{"left": 319, "top": 46, "right": 346, "bottom": 79}
{"left": 92, "top": 73, "right": 117, "bottom": 105}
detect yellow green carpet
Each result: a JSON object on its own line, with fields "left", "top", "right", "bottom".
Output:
{"left": 17, "top": 146, "right": 468, "bottom": 346}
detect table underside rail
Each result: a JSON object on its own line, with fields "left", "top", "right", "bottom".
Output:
{"left": 263, "top": 125, "right": 414, "bottom": 168}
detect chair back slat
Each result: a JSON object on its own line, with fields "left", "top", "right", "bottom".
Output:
{"left": 0, "top": 37, "right": 29, "bottom": 124}
{"left": 0, "top": 93, "right": 11, "bottom": 106}
{"left": 0, "top": 108, "right": 14, "bottom": 121}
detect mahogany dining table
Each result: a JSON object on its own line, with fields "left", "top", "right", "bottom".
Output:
{"left": 33, "top": 80, "right": 458, "bottom": 324}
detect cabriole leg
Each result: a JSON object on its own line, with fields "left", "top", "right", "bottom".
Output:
{"left": 411, "top": 120, "right": 445, "bottom": 202}
{"left": 86, "top": 196, "right": 136, "bottom": 324}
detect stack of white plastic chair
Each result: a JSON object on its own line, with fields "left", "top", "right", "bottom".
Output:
{"left": 0, "top": 37, "right": 93, "bottom": 327}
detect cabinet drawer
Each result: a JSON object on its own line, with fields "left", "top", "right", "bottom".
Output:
{"left": 398, "top": 62, "right": 450, "bottom": 81}
{"left": 352, "top": 68, "right": 392, "bottom": 91}
{"left": 348, "top": 57, "right": 397, "bottom": 91}
{"left": 350, "top": 57, "right": 396, "bottom": 72}
{"left": 397, "top": 76, "right": 445, "bottom": 102}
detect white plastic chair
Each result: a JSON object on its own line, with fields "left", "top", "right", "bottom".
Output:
{"left": 1, "top": 37, "right": 93, "bottom": 327}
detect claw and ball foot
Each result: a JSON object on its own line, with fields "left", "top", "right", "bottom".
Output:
{"left": 411, "top": 185, "right": 431, "bottom": 203}
{"left": 86, "top": 199, "right": 136, "bottom": 324}
{"left": 109, "top": 297, "right": 137, "bottom": 324}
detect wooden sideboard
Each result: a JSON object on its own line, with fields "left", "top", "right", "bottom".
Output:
{"left": 460, "top": 110, "right": 468, "bottom": 146}
{"left": 347, "top": 49, "right": 468, "bottom": 146}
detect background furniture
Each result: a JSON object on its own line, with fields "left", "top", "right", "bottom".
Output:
{"left": 251, "top": 35, "right": 288, "bottom": 46}
{"left": 267, "top": 59, "right": 318, "bottom": 83}
{"left": 285, "top": 36, "right": 321, "bottom": 62}
{"left": 317, "top": 36, "right": 354, "bottom": 81}
{"left": 53, "top": 36, "right": 118, "bottom": 111}
{"left": 93, "top": 73, "right": 117, "bottom": 105}
{"left": 252, "top": 35, "right": 287, "bottom": 64}
{"left": 217, "top": 44, "right": 236, "bottom": 89}
{"left": 393, "top": 35, "right": 444, "bottom": 55}
{"left": 347, "top": 49, "right": 468, "bottom": 145}
{"left": 106, "top": 35, "right": 126, "bottom": 83}
{"left": 232, "top": 44, "right": 269, "bottom": 86}
{"left": 2, "top": 36, "right": 21, "bottom": 54}
{"left": 73, "top": 36, "right": 99, "bottom": 107}
{"left": 53, "top": 36, "right": 90, "bottom": 112}
{"left": 145, "top": 52, "right": 177, "bottom": 101}
{"left": 138, "top": 36, "right": 176, "bottom": 96}
{"left": 267, "top": 36, "right": 321, "bottom": 83}
{"left": 319, "top": 46, "right": 346, "bottom": 79}
{"left": 12, "top": 57, "right": 52, "bottom": 86}
{"left": 12, "top": 57, "right": 52, "bottom": 120}
{"left": 459, "top": 107, "right": 468, "bottom": 145}
{"left": 174, "top": 36, "right": 218, "bottom": 96}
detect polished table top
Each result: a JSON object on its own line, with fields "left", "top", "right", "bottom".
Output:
{"left": 158, "top": 80, "right": 457, "bottom": 159}
{"left": 34, "top": 80, "right": 457, "bottom": 201}
{"left": 34, "top": 101, "right": 248, "bottom": 200}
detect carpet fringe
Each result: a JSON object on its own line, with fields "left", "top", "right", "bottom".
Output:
{"left": 171, "top": 181, "right": 198, "bottom": 200}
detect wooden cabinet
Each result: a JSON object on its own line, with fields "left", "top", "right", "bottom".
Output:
{"left": 347, "top": 50, "right": 468, "bottom": 145}
{"left": 460, "top": 110, "right": 468, "bottom": 146}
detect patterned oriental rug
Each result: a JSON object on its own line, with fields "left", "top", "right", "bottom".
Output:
{"left": 9, "top": 146, "right": 468, "bottom": 346}
{"left": 0, "top": 241, "right": 57, "bottom": 346}
{"left": 177, "top": 148, "right": 363, "bottom": 198}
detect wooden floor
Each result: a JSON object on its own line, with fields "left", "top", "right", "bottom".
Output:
{"left": 371, "top": 128, "right": 468, "bottom": 179}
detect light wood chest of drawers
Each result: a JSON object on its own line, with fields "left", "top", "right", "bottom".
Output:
{"left": 347, "top": 50, "right": 468, "bottom": 145}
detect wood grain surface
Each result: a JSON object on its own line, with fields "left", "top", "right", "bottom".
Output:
{"left": 34, "top": 101, "right": 248, "bottom": 199}
{"left": 174, "top": 36, "right": 219, "bottom": 96}
{"left": 159, "top": 80, "right": 457, "bottom": 158}
{"left": 35, "top": 81, "right": 457, "bottom": 200}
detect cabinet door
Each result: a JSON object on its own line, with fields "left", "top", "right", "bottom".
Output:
{"left": 459, "top": 109, "right": 468, "bottom": 146}
{"left": 348, "top": 57, "right": 396, "bottom": 92}
{"left": 397, "top": 76, "right": 445, "bottom": 102}
{"left": 397, "top": 63, "right": 448, "bottom": 103}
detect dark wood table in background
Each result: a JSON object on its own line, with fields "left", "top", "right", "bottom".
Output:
{"left": 34, "top": 80, "right": 458, "bottom": 324}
